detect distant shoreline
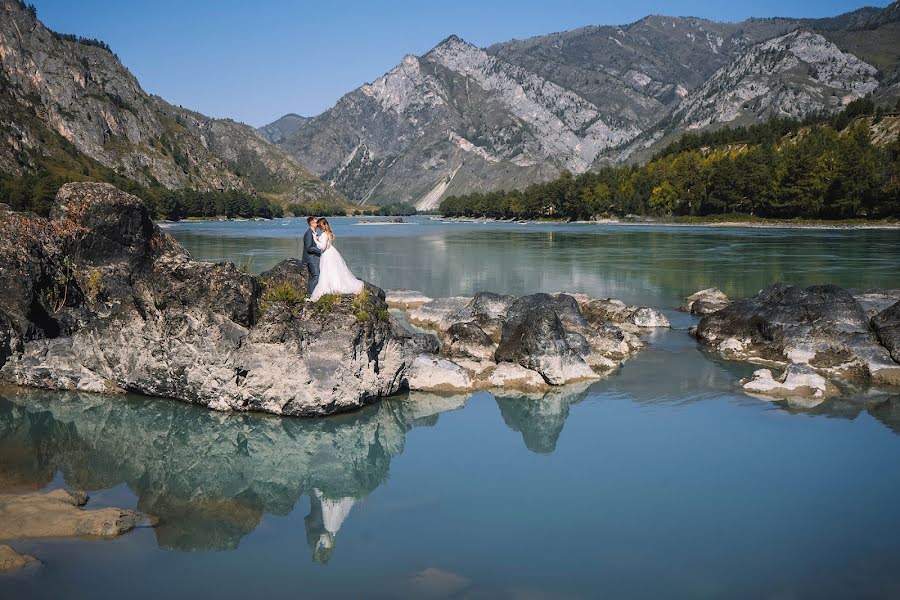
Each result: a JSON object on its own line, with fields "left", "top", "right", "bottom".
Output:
{"left": 437, "top": 216, "right": 900, "bottom": 230}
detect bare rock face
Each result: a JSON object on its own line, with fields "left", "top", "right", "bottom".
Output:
{"left": 696, "top": 283, "right": 900, "bottom": 387}
{"left": 0, "top": 544, "right": 37, "bottom": 572}
{"left": 0, "top": 488, "right": 143, "bottom": 540}
{"left": 0, "top": 182, "right": 408, "bottom": 417}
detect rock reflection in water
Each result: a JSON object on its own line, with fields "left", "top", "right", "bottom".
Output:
{"left": 0, "top": 388, "right": 467, "bottom": 557}
{"left": 494, "top": 383, "right": 592, "bottom": 454}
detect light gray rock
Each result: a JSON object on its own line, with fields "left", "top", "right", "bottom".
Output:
{"left": 630, "top": 307, "right": 671, "bottom": 328}
{"left": 682, "top": 287, "right": 731, "bottom": 315}
{"left": 742, "top": 364, "right": 839, "bottom": 402}
{"left": 385, "top": 290, "right": 434, "bottom": 310}
{"left": 406, "top": 355, "right": 473, "bottom": 391}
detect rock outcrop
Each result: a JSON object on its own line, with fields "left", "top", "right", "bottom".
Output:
{"left": 695, "top": 283, "right": 900, "bottom": 396}
{"left": 0, "top": 182, "right": 406, "bottom": 416}
{"left": 393, "top": 290, "right": 669, "bottom": 391}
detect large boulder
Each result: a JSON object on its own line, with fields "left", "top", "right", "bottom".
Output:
{"left": 495, "top": 303, "right": 597, "bottom": 385}
{"left": 0, "top": 183, "right": 410, "bottom": 416}
{"left": 696, "top": 283, "right": 900, "bottom": 386}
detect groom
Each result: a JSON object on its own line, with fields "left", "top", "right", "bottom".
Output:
{"left": 302, "top": 216, "right": 322, "bottom": 294}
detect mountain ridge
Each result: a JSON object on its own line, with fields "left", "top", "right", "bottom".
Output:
{"left": 0, "top": 0, "right": 347, "bottom": 211}
{"left": 267, "top": 2, "right": 900, "bottom": 207}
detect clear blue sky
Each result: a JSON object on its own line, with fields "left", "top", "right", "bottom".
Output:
{"left": 31, "top": 0, "right": 892, "bottom": 127}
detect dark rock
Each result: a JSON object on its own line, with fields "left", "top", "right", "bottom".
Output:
{"left": 447, "top": 322, "right": 495, "bottom": 360}
{"left": 411, "top": 333, "right": 441, "bottom": 355}
{"left": 507, "top": 293, "right": 587, "bottom": 331}
{"left": 872, "top": 301, "right": 900, "bottom": 364}
{"left": 495, "top": 304, "right": 595, "bottom": 385}
{"left": 696, "top": 283, "right": 900, "bottom": 386}
{"left": 259, "top": 258, "right": 309, "bottom": 295}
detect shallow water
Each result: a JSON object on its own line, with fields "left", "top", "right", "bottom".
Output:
{"left": 3, "top": 218, "right": 900, "bottom": 599}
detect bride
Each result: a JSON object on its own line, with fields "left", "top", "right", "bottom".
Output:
{"left": 309, "top": 218, "right": 364, "bottom": 301}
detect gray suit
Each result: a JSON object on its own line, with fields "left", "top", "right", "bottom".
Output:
{"left": 302, "top": 228, "right": 322, "bottom": 294}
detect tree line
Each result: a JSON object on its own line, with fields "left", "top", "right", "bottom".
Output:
{"left": 440, "top": 102, "right": 900, "bottom": 221}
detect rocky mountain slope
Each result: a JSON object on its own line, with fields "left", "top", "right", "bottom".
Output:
{"left": 0, "top": 0, "right": 344, "bottom": 207}
{"left": 269, "top": 2, "right": 899, "bottom": 207}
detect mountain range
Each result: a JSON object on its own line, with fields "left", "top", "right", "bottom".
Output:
{"left": 262, "top": 2, "right": 900, "bottom": 209}
{"left": 1, "top": 0, "right": 898, "bottom": 213}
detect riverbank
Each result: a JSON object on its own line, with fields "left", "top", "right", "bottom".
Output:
{"left": 438, "top": 215, "right": 900, "bottom": 229}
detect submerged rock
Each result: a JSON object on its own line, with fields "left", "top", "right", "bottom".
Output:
{"left": 696, "top": 283, "right": 900, "bottom": 388}
{"left": 0, "top": 183, "right": 408, "bottom": 417}
{"left": 0, "top": 488, "right": 144, "bottom": 540}
{"left": 0, "top": 544, "right": 37, "bottom": 572}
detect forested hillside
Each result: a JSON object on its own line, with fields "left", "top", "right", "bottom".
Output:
{"left": 440, "top": 100, "right": 900, "bottom": 220}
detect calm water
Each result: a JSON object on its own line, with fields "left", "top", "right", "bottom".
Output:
{"left": 3, "top": 218, "right": 900, "bottom": 599}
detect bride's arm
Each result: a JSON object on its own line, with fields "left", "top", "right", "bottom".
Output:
{"left": 315, "top": 233, "right": 328, "bottom": 250}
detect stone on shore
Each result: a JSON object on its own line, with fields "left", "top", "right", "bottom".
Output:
{"left": 0, "top": 544, "right": 37, "bottom": 572}
{"left": 495, "top": 303, "right": 597, "bottom": 385}
{"left": 0, "top": 488, "right": 144, "bottom": 540}
{"left": 395, "top": 289, "right": 665, "bottom": 391}
{"left": 406, "top": 356, "right": 473, "bottom": 391}
{"left": 407, "top": 296, "right": 472, "bottom": 330}
{"left": 629, "top": 307, "right": 670, "bottom": 328}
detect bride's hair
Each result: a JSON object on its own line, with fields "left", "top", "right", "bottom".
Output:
{"left": 319, "top": 218, "right": 335, "bottom": 240}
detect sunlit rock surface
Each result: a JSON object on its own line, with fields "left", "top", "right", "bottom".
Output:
{"left": 0, "top": 183, "right": 406, "bottom": 416}
{"left": 696, "top": 284, "right": 900, "bottom": 393}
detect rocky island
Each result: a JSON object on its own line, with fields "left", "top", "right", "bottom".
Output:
{"left": 0, "top": 182, "right": 672, "bottom": 417}
{"left": 692, "top": 284, "right": 900, "bottom": 401}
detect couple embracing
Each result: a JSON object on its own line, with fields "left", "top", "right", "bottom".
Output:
{"left": 301, "top": 217, "right": 364, "bottom": 301}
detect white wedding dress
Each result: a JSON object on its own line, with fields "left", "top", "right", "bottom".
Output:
{"left": 310, "top": 233, "right": 364, "bottom": 301}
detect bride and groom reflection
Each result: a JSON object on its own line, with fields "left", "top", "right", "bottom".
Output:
{"left": 0, "top": 384, "right": 593, "bottom": 563}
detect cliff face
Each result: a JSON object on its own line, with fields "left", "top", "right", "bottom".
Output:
{"left": 0, "top": 0, "right": 344, "bottom": 205}
{"left": 269, "top": 3, "right": 899, "bottom": 206}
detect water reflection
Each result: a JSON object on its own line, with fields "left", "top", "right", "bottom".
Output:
{"left": 494, "top": 383, "right": 592, "bottom": 454}
{"left": 1, "top": 376, "right": 897, "bottom": 563}
{"left": 0, "top": 388, "right": 432, "bottom": 554}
